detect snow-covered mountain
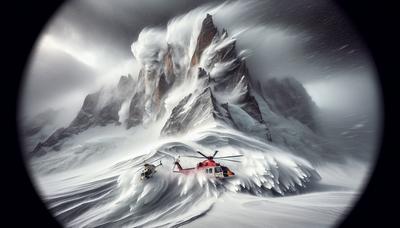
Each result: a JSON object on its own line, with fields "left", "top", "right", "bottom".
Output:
{"left": 23, "top": 14, "right": 351, "bottom": 201}
{"left": 21, "top": 10, "right": 375, "bottom": 228}
{"left": 30, "top": 14, "right": 335, "bottom": 163}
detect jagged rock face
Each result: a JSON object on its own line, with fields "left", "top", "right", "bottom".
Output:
{"left": 97, "top": 101, "right": 122, "bottom": 126}
{"left": 63, "top": 92, "right": 100, "bottom": 135}
{"left": 125, "top": 70, "right": 145, "bottom": 129}
{"left": 198, "top": 67, "right": 208, "bottom": 79}
{"left": 30, "top": 14, "right": 269, "bottom": 156}
{"left": 161, "top": 93, "right": 192, "bottom": 135}
{"left": 213, "top": 60, "right": 250, "bottom": 94}
{"left": 261, "top": 77, "right": 318, "bottom": 131}
{"left": 208, "top": 45, "right": 264, "bottom": 125}
{"left": 154, "top": 73, "right": 169, "bottom": 104}
{"left": 190, "top": 14, "right": 218, "bottom": 66}
{"left": 212, "top": 31, "right": 237, "bottom": 64}
{"left": 241, "top": 92, "right": 264, "bottom": 122}
{"left": 162, "top": 14, "right": 266, "bottom": 136}
{"left": 134, "top": 45, "right": 178, "bottom": 124}
{"left": 69, "top": 75, "right": 135, "bottom": 129}
{"left": 31, "top": 75, "right": 136, "bottom": 156}
{"left": 126, "top": 92, "right": 144, "bottom": 129}
{"left": 163, "top": 45, "right": 176, "bottom": 83}
{"left": 161, "top": 87, "right": 231, "bottom": 135}
{"left": 80, "top": 92, "right": 100, "bottom": 116}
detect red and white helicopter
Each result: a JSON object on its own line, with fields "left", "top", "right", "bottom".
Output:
{"left": 172, "top": 150, "right": 243, "bottom": 179}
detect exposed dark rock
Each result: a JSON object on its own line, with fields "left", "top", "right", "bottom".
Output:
{"left": 31, "top": 142, "right": 48, "bottom": 157}
{"left": 161, "top": 93, "right": 193, "bottom": 135}
{"left": 161, "top": 87, "right": 236, "bottom": 136}
{"left": 30, "top": 74, "right": 136, "bottom": 156}
{"left": 126, "top": 92, "right": 145, "bottom": 129}
{"left": 190, "top": 14, "right": 218, "bottom": 66}
{"left": 197, "top": 67, "right": 213, "bottom": 86}
{"left": 220, "top": 103, "right": 237, "bottom": 129}
{"left": 42, "top": 128, "right": 69, "bottom": 147}
{"left": 30, "top": 92, "right": 99, "bottom": 156}
{"left": 64, "top": 91, "right": 100, "bottom": 133}
{"left": 198, "top": 67, "right": 208, "bottom": 79}
{"left": 97, "top": 100, "right": 123, "bottom": 126}
{"left": 80, "top": 92, "right": 100, "bottom": 115}
{"left": 209, "top": 57, "right": 263, "bottom": 123}
{"left": 154, "top": 73, "right": 170, "bottom": 104}
{"left": 30, "top": 127, "right": 71, "bottom": 157}
{"left": 241, "top": 91, "right": 264, "bottom": 123}
{"left": 163, "top": 45, "right": 176, "bottom": 84}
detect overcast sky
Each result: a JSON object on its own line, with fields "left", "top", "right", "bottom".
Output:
{"left": 20, "top": 0, "right": 381, "bottom": 125}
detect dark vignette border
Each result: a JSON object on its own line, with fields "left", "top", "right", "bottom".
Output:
{"left": 2, "top": 0, "right": 397, "bottom": 227}
{"left": 334, "top": 0, "right": 396, "bottom": 226}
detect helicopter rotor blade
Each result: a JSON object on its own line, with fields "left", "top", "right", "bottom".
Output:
{"left": 216, "top": 158, "right": 241, "bottom": 163}
{"left": 181, "top": 155, "right": 205, "bottom": 159}
{"left": 145, "top": 155, "right": 165, "bottom": 165}
{"left": 214, "top": 155, "right": 244, "bottom": 159}
{"left": 196, "top": 151, "right": 208, "bottom": 159}
{"left": 212, "top": 150, "right": 219, "bottom": 158}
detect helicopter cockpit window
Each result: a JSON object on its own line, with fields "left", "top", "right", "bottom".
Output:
{"left": 215, "top": 166, "right": 222, "bottom": 173}
{"left": 144, "top": 169, "right": 151, "bottom": 175}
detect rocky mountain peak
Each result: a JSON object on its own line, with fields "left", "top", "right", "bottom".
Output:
{"left": 190, "top": 14, "right": 218, "bottom": 66}
{"left": 29, "top": 13, "right": 321, "bottom": 159}
{"left": 161, "top": 87, "right": 222, "bottom": 136}
{"left": 163, "top": 45, "right": 175, "bottom": 84}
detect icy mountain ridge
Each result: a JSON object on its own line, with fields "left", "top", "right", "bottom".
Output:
{"left": 29, "top": 14, "right": 335, "bottom": 167}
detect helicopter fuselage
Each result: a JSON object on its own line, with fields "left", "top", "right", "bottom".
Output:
{"left": 140, "top": 162, "right": 162, "bottom": 180}
{"left": 173, "top": 159, "right": 235, "bottom": 178}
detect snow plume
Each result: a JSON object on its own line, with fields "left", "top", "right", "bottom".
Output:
{"left": 131, "top": 28, "right": 168, "bottom": 70}
{"left": 130, "top": 0, "right": 286, "bottom": 79}
{"left": 166, "top": 5, "right": 211, "bottom": 55}
{"left": 131, "top": 6, "right": 209, "bottom": 75}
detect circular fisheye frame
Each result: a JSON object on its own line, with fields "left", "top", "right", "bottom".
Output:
{"left": 18, "top": 0, "right": 383, "bottom": 227}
